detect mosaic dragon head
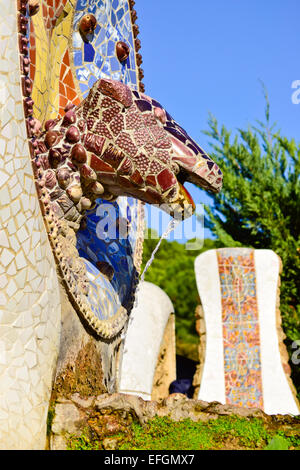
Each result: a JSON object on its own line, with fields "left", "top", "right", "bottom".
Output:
{"left": 34, "top": 78, "right": 223, "bottom": 228}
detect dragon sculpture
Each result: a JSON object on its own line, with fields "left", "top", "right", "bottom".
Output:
{"left": 31, "top": 77, "right": 222, "bottom": 339}
{"left": 0, "top": 0, "right": 222, "bottom": 449}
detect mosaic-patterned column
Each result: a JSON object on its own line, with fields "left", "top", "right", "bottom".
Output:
{"left": 216, "top": 249, "right": 263, "bottom": 409}
{"left": 194, "top": 248, "right": 299, "bottom": 415}
{"left": 0, "top": 1, "right": 61, "bottom": 449}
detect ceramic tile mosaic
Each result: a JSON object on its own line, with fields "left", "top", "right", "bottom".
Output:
{"left": 72, "top": 0, "right": 139, "bottom": 97}
{"left": 0, "top": 0, "right": 144, "bottom": 449}
{"left": 59, "top": 49, "right": 81, "bottom": 117}
{"left": 77, "top": 196, "right": 140, "bottom": 318}
{"left": 0, "top": 1, "right": 61, "bottom": 449}
{"left": 27, "top": 0, "right": 223, "bottom": 334}
{"left": 217, "top": 248, "right": 264, "bottom": 409}
{"left": 69, "top": 0, "right": 143, "bottom": 321}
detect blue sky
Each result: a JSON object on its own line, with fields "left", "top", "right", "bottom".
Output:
{"left": 136, "top": 0, "right": 300, "bottom": 242}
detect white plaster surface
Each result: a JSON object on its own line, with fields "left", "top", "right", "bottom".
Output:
{"left": 118, "top": 281, "right": 174, "bottom": 400}
{"left": 194, "top": 250, "right": 226, "bottom": 404}
{"left": 194, "top": 249, "right": 299, "bottom": 415}
{"left": 255, "top": 250, "right": 299, "bottom": 415}
{"left": 0, "top": 2, "right": 61, "bottom": 449}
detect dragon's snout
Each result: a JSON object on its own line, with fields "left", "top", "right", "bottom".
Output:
{"left": 94, "top": 79, "right": 223, "bottom": 219}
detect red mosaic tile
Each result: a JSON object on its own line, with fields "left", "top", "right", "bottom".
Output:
{"left": 29, "top": 17, "right": 36, "bottom": 83}
{"left": 59, "top": 50, "right": 81, "bottom": 117}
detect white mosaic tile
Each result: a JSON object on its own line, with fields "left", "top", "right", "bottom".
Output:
{"left": 0, "top": 1, "right": 61, "bottom": 450}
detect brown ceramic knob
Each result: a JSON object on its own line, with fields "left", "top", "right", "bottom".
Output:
{"left": 24, "top": 97, "right": 33, "bottom": 117}
{"left": 139, "top": 68, "right": 144, "bottom": 80}
{"left": 48, "top": 148, "right": 62, "bottom": 169}
{"left": 21, "top": 56, "right": 30, "bottom": 75}
{"left": 116, "top": 41, "right": 130, "bottom": 62}
{"left": 77, "top": 119, "right": 86, "bottom": 132}
{"left": 135, "top": 38, "right": 141, "bottom": 52}
{"left": 62, "top": 109, "right": 76, "bottom": 127}
{"left": 65, "top": 126, "right": 80, "bottom": 144}
{"left": 67, "top": 185, "right": 83, "bottom": 203}
{"left": 80, "top": 164, "right": 97, "bottom": 182}
{"left": 45, "top": 119, "right": 56, "bottom": 131}
{"left": 29, "top": 0, "right": 40, "bottom": 16}
{"left": 79, "top": 14, "right": 97, "bottom": 36}
{"left": 132, "top": 23, "right": 139, "bottom": 38}
{"left": 131, "top": 9, "right": 137, "bottom": 23}
{"left": 64, "top": 102, "right": 75, "bottom": 113}
{"left": 18, "top": 0, "right": 27, "bottom": 15}
{"left": 18, "top": 15, "right": 28, "bottom": 35}
{"left": 45, "top": 130, "right": 60, "bottom": 148}
{"left": 80, "top": 197, "right": 92, "bottom": 211}
{"left": 136, "top": 53, "right": 142, "bottom": 66}
{"left": 70, "top": 143, "right": 87, "bottom": 164}
{"left": 56, "top": 168, "right": 71, "bottom": 189}
{"left": 44, "top": 170, "right": 57, "bottom": 189}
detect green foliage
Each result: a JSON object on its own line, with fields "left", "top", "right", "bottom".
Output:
{"left": 202, "top": 97, "right": 300, "bottom": 394}
{"left": 66, "top": 414, "right": 300, "bottom": 451}
{"left": 264, "top": 435, "right": 290, "bottom": 451}
{"left": 141, "top": 231, "right": 222, "bottom": 345}
{"left": 46, "top": 403, "right": 56, "bottom": 437}
{"left": 67, "top": 430, "right": 101, "bottom": 450}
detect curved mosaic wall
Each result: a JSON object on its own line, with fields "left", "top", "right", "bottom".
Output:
{"left": 16, "top": 0, "right": 222, "bottom": 342}
{"left": 25, "top": 0, "right": 145, "bottom": 338}
{"left": 0, "top": 1, "right": 62, "bottom": 449}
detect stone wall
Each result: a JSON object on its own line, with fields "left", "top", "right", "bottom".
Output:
{"left": 151, "top": 313, "right": 176, "bottom": 401}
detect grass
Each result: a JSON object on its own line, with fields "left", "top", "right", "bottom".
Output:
{"left": 68, "top": 431, "right": 101, "bottom": 450}
{"left": 118, "top": 416, "right": 269, "bottom": 450}
{"left": 66, "top": 414, "right": 300, "bottom": 451}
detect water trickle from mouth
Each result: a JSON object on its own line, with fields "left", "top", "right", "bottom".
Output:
{"left": 126, "top": 217, "right": 182, "bottom": 326}
{"left": 140, "top": 218, "right": 181, "bottom": 283}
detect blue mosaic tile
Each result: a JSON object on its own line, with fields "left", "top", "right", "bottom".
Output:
{"left": 84, "top": 42, "right": 95, "bottom": 62}
{"left": 73, "top": 0, "right": 138, "bottom": 98}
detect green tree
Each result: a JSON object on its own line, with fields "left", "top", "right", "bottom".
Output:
{"left": 203, "top": 96, "right": 300, "bottom": 394}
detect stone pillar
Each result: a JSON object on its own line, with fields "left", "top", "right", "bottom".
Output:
{"left": 151, "top": 313, "right": 176, "bottom": 401}
{"left": 192, "top": 305, "right": 206, "bottom": 399}
{"left": 51, "top": 285, "right": 123, "bottom": 402}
